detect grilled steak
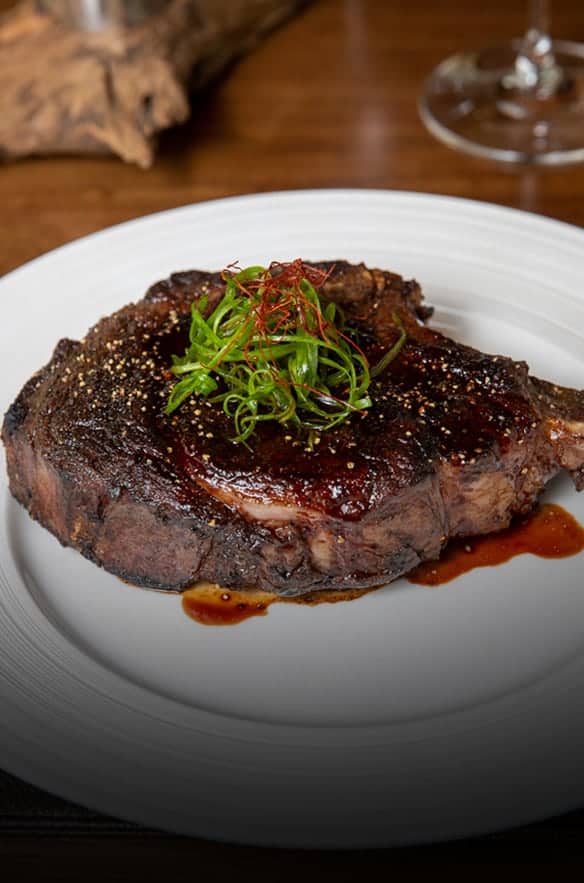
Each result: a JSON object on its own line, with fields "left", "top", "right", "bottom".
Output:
{"left": 3, "top": 261, "right": 584, "bottom": 597}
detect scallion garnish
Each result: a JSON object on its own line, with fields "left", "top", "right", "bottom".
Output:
{"left": 166, "top": 260, "right": 406, "bottom": 445}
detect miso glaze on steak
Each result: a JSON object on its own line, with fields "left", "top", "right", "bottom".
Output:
{"left": 3, "top": 262, "right": 584, "bottom": 597}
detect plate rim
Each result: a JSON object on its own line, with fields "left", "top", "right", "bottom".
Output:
{"left": 3, "top": 187, "right": 584, "bottom": 289}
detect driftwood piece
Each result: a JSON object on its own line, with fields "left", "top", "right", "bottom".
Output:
{"left": 0, "top": 0, "right": 308, "bottom": 167}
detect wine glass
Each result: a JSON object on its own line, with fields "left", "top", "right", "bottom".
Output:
{"left": 418, "top": 0, "right": 584, "bottom": 164}
{"left": 38, "top": 0, "right": 166, "bottom": 30}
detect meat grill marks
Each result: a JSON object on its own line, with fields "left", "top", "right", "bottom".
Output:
{"left": 3, "top": 261, "right": 584, "bottom": 597}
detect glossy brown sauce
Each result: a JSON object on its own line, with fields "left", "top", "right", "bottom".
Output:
{"left": 182, "top": 584, "right": 275, "bottom": 626}
{"left": 407, "top": 503, "right": 584, "bottom": 587}
{"left": 181, "top": 582, "right": 370, "bottom": 626}
{"left": 182, "top": 504, "right": 584, "bottom": 624}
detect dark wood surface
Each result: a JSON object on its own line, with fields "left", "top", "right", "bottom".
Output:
{"left": 2, "top": 0, "right": 584, "bottom": 279}
{"left": 2, "top": 0, "right": 584, "bottom": 873}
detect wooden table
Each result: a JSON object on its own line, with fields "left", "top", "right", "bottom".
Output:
{"left": 2, "top": 0, "right": 584, "bottom": 873}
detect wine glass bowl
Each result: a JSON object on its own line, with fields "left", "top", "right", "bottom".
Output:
{"left": 38, "top": 0, "right": 166, "bottom": 30}
{"left": 419, "top": 23, "right": 584, "bottom": 165}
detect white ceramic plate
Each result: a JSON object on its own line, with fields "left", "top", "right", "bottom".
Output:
{"left": 1, "top": 190, "right": 584, "bottom": 848}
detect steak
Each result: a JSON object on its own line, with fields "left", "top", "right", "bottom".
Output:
{"left": 3, "top": 261, "right": 584, "bottom": 597}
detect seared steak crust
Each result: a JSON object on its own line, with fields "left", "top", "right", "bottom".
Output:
{"left": 3, "top": 262, "right": 584, "bottom": 596}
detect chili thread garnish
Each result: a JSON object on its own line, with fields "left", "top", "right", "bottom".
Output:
{"left": 166, "top": 260, "right": 406, "bottom": 445}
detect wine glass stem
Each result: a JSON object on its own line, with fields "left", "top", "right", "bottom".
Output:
{"left": 513, "top": 0, "right": 562, "bottom": 95}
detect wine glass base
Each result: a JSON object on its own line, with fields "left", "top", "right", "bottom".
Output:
{"left": 419, "top": 39, "right": 584, "bottom": 165}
